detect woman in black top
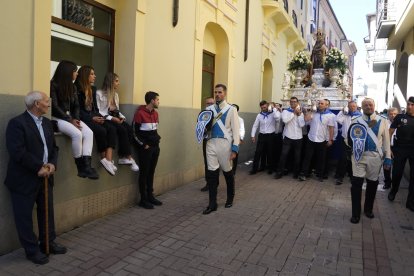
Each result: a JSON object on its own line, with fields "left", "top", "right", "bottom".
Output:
{"left": 75, "top": 65, "right": 117, "bottom": 176}
{"left": 50, "top": 60, "right": 98, "bottom": 179}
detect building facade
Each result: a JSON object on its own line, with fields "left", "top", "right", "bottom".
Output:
{"left": 376, "top": 0, "right": 414, "bottom": 110}
{"left": 0, "top": 0, "right": 353, "bottom": 254}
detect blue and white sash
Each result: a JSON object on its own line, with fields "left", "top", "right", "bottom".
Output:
{"left": 349, "top": 123, "right": 367, "bottom": 163}
{"left": 195, "top": 110, "right": 213, "bottom": 143}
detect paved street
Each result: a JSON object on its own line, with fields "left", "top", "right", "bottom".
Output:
{"left": 1, "top": 164, "right": 414, "bottom": 276}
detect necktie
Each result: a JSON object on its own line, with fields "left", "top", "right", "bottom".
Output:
{"left": 35, "top": 117, "right": 48, "bottom": 164}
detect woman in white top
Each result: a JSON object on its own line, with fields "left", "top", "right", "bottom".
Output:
{"left": 96, "top": 73, "right": 139, "bottom": 171}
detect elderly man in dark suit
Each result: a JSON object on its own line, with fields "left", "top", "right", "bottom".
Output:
{"left": 5, "top": 91, "right": 67, "bottom": 265}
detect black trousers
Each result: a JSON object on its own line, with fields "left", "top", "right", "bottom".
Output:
{"left": 206, "top": 169, "right": 235, "bottom": 208}
{"left": 86, "top": 121, "right": 117, "bottom": 153}
{"left": 391, "top": 146, "right": 414, "bottom": 204}
{"left": 137, "top": 145, "right": 160, "bottom": 201}
{"left": 273, "top": 133, "right": 283, "bottom": 171}
{"left": 9, "top": 180, "right": 56, "bottom": 256}
{"left": 300, "top": 140, "right": 327, "bottom": 177}
{"left": 108, "top": 121, "right": 133, "bottom": 157}
{"left": 351, "top": 176, "right": 378, "bottom": 217}
{"left": 252, "top": 133, "right": 275, "bottom": 171}
{"left": 277, "top": 137, "right": 302, "bottom": 176}
{"left": 232, "top": 153, "right": 239, "bottom": 175}
{"left": 335, "top": 139, "right": 353, "bottom": 179}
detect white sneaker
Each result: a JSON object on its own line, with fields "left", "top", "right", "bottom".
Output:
{"left": 118, "top": 157, "right": 133, "bottom": 165}
{"left": 130, "top": 159, "right": 139, "bottom": 172}
{"left": 100, "top": 158, "right": 115, "bottom": 176}
{"left": 111, "top": 160, "right": 118, "bottom": 172}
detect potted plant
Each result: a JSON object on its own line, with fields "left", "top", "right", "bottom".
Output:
{"left": 288, "top": 50, "right": 311, "bottom": 88}
{"left": 324, "top": 47, "right": 347, "bottom": 88}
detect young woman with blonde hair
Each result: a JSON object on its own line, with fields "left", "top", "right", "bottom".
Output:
{"left": 96, "top": 72, "right": 139, "bottom": 171}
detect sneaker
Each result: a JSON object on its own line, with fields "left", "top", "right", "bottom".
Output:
{"left": 118, "top": 157, "right": 133, "bottom": 165}
{"left": 130, "top": 159, "right": 139, "bottom": 172}
{"left": 111, "top": 160, "right": 118, "bottom": 172}
{"left": 100, "top": 158, "right": 115, "bottom": 176}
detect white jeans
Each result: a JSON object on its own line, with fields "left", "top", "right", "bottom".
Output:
{"left": 53, "top": 118, "right": 94, "bottom": 158}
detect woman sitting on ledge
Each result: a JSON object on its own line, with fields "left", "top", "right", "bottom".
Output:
{"left": 75, "top": 65, "right": 117, "bottom": 176}
{"left": 50, "top": 60, "right": 98, "bottom": 180}
{"left": 96, "top": 72, "right": 139, "bottom": 172}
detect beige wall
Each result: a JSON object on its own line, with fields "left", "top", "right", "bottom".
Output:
{"left": 0, "top": 0, "right": 308, "bottom": 254}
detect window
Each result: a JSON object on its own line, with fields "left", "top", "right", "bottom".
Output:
{"left": 301, "top": 25, "right": 304, "bottom": 38}
{"left": 301, "top": 0, "right": 304, "bottom": 10}
{"left": 51, "top": 0, "right": 115, "bottom": 86}
{"left": 322, "top": 20, "right": 326, "bottom": 32}
{"left": 201, "top": 51, "right": 215, "bottom": 108}
{"left": 283, "top": 0, "right": 289, "bottom": 13}
{"left": 292, "top": 11, "right": 297, "bottom": 27}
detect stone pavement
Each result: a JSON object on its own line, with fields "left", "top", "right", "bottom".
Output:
{"left": 1, "top": 164, "right": 414, "bottom": 276}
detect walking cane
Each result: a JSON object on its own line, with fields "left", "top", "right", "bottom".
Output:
{"left": 44, "top": 166, "right": 49, "bottom": 256}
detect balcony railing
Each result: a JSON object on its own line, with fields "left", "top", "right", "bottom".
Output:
{"left": 376, "top": 0, "right": 397, "bottom": 38}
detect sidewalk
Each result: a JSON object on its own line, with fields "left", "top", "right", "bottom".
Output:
{"left": 1, "top": 164, "right": 413, "bottom": 276}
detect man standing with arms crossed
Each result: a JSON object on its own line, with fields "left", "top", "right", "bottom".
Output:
{"left": 203, "top": 84, "right": 240, "bottom": 214}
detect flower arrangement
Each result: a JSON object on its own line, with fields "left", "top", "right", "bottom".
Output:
{"left": 325, "top": 47, "right": 347, "bottom": 73}
{"left": 288, "top": 50, "right": 312, "bottom": 72}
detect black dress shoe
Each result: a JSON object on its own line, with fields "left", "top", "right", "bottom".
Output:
{"left": 26, "top": 251, "right": 49, "bottom": 265}
{"left": 388, "top": 191, "right": 396, "bottom": 201}
{"left": 364, "top": 212, "right": 375, "bottom": 219}
{"left": 225, "top": 202, "right": 233, "bottom": 208}
{"left": 202, "top": 206, "right": 217, "bottom": 215}
{"left": 318, "top": 177, "right": 324, "bottom": 182}
{"left": 383, "top": 184, "right": 391, "bottom": 189}
{"left": 138, "top": 201, "right": 154, "bottom": 209}
{"left": 274, "top": 173, "right": 283, "bottom": 179}
{"left": 200, "top": 185, "right": 209, "bottom": 192}
{"left": 350, "top": 216, "right": 360, "bottom": 224}
{"left": 148, "top": 197, "right": 163, "bottom": 206}
{"left": 336, "top": 178, "right": 343, "bottom": 185}
{"left": 258, "top": 168, "right": 265, "bottom": 172}
{"left": 267, "top": 170, "right": 273, "bottom": 174}
{"left": 41, "top": 241, "right": 67, "bottom": 255}
{"left": 249, "top": 170, "right": 257, "bottom": 175}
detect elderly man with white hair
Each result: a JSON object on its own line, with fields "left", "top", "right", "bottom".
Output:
{"left": 348, "top": 98, "right": 391, "bottom": 224}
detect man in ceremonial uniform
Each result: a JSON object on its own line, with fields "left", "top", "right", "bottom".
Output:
{"left": 275, "top": 97, "right": 305, "bottom": 179}
{"left": 349, "top": 98, "right": 391, "bottom": 223}
{"left": 388, "top": 97, "right": 414, "bottom": 211}
{"left": 200, "top": 97, "right": 215, "bottom": 192}
{"left": 334, "top": 101, "right": 361, "bottom": 185}
{"left": 203, "top": 84, "right": 240, "bottom": 214}
{"left": 249, "top": 101, "right": 281, "bottom": 175}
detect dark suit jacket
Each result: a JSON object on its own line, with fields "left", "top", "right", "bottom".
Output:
{"left": 4, "top": 111, "right": 58, "bottom": 195}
